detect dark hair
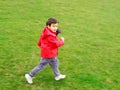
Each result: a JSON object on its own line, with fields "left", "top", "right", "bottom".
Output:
{"left": 46, "top": 18, "right": 58, "bottom": 26}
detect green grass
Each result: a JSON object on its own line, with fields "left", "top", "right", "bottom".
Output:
{"left": 0, "top": 0, "right": 120, "bottom": 90}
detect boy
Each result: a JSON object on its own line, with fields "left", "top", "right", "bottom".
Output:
{"left": 25, "top": 18, "right": 66, "bottom": 84}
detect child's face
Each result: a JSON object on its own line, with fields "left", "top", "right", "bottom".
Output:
{"left": 48, "top": 23, "right": 58, "bottom": 32}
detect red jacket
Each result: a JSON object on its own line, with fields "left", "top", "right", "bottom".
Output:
{"left": 38, "top": 27, "right": 64, "bottom": 58}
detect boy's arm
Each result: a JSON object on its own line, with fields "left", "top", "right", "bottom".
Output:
{"left": 37, "top": 36, "right": 42, "bottom": 47}
{"left": 38, "top": 40, "right": 41, "bottom": 47}
{"left": 47, "top": 36, "right": 64, "bottom": 48}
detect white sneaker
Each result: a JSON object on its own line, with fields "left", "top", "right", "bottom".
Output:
{"left": 55, "top": 74, "right": 66, "bottom": 81}
{"left": 25, "top": 74, "right": 33, "bottom": 84}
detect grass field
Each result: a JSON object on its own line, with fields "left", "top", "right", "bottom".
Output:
{"left": 0, "top": 0, "right": 120, "bottom": 90}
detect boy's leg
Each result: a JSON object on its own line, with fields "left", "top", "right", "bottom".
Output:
{"left": 29, "top": 58, "right": 49, "bottom": 77}
{"left": 49, "top": 58, "right": 61, "bottom": 76}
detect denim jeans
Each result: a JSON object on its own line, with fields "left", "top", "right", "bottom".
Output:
{"left": 29, "top": 58, "right": 61, "bottom": 77}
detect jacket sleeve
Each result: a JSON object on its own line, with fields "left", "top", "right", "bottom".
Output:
{"left": 37, "top": 36, "right": 42, "bottom": 47}
{"left": 47, "top": 35, "right": 64, "bottom": 48}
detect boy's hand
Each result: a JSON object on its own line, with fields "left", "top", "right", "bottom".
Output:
{"left": 60, "top": 37, "right": 64, "bottom": 42}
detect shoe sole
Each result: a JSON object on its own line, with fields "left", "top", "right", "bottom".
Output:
{"left": 25, "top": 74, "right": 33, "bottom": 84}
{"left": 55, "top": 75, "right": 66, "bottom": 81}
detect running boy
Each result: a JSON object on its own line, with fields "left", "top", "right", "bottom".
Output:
{"left": 25, "top": 18, "right": 66, "bottom": 84}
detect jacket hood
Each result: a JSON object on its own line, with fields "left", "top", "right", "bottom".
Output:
{"left": 43, "top": 27, "right": 56, "bottom": 37}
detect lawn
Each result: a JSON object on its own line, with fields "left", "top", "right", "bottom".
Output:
{"left": 0, "top": 0, "right": 120, "bottom": 90}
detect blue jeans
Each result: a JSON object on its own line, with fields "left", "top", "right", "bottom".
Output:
{"left": 29, "top": 58, "right": 61, "bottom": 77}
